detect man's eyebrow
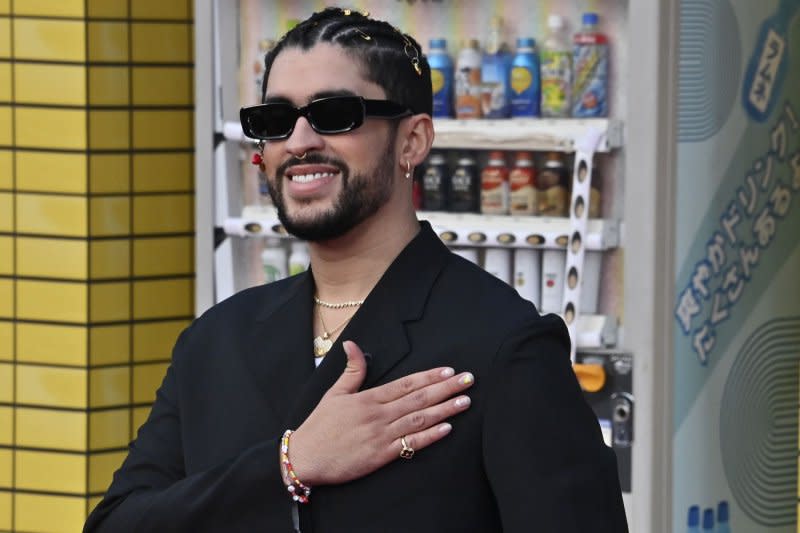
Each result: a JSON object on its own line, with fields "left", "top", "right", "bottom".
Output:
{"left": 263, "top": 89, "right": 359, "bottom": 105}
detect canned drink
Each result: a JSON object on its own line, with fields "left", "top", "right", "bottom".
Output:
{"left": 422, "top": 152, "right": 449, "bottom": 211}
{"left": 449, "top": 154, "right": 480, "bottom": 213}
{"left": 509, "top": 151, "right": 538, "bottom": 215}
{"left": 480, "top": 151, "right": 510, "bottom": 215}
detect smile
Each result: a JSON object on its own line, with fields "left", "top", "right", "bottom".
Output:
{"left": 290, "top": 172, "right": 338, "bottom": 183}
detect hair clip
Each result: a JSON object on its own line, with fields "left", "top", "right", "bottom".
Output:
{"left": 354, "top": 28, "right": 372, "bottom": 41}
{"left": 401, "top": 35, "right": 422, "bottom": 76}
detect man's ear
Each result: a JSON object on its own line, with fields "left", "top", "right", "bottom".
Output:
{"left": 398, "top": 114, "right": 434, "bottom": 168}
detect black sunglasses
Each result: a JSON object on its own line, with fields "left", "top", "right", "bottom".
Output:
{"left": 240, "top": 95, "right": 413, "bottom": 140}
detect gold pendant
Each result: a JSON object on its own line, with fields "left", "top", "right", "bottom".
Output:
{"left": 313, "top": 335, "right": 333, "bottom": 357}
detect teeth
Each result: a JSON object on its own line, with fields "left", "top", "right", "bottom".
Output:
{"left": 291, "top": 172, "right": 336, "bottom": 183}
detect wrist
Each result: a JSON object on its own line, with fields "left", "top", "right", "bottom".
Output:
{"left": 280, "top": 429, "right": 311, "bottom": 503}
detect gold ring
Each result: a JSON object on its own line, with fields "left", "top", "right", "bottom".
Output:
{"left": 399, "top": 436, "right": 414, "bottom": 459}
{"left": 297, "top": 152, "right": 307, "bottom": 160}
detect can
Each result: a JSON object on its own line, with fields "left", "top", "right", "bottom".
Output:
{"left": 480, "top": 151, "right": 510, "bottom": 215}
{"left": 422, "top": 152, "right": 449, "bottom": 211}
{"left": 537, "top": 152, "right": 570, "bottom": 216}
{"left": 509, "top": 151, "right": 538, "bottom": 215}
{"left": 449, "top": 154, "right": 480, "bottom": 213}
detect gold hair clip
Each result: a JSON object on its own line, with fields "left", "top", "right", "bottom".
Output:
{"left": 343, "top": 8, "right": 351, "bottom": 15}
{"left": 401, "top": 35, "right": 422, "bottom": 76}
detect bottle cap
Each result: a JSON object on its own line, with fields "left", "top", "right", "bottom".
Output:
{"left": 428, "top": 152, "right": 446, "bottom": 165}
{"left": 716, "top": 501, "right": 729, "bottom": 523}
{"left": 702, "top": 508, "right": 715, "bottom": 529}
{"left": 515, "top": 151, "right": 534, "bottom": 163}
{"left": 547, "top": 14, "right": 565, "bottom": 30}
{"left": 582, "top": 12, "right": 599, "bottom": 26}
{"left": 516, "top": 37, "right": 536, "bottom": 49}
{"left": 544, "top": 152, "right": 564, "bottom": 167}
{"left": 488, "top": 151, "right": 506, "bottom": 164}
{"left": 429, "top": 38, "right": 447, "bottom": 50}
{"left": 687, "top": 506, "right": 700, "bottom": 527}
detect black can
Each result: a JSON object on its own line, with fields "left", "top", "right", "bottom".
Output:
{"left": 422, "top": 152, "right": 449, "bottom": 211}
{"left": 449, "top": 153, "right": 480, "bottom": 212}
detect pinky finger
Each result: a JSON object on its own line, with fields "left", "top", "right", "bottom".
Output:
{"left": 391, "top": 422, "right": 453, "bottom": 461}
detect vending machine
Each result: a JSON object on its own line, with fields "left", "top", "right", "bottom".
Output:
{"left": 195, "top": 0, "right": 800, "bottom": 530}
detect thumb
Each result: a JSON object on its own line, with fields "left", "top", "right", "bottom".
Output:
{"left": 331, "top": 340, "right": 368, "bottom": 394}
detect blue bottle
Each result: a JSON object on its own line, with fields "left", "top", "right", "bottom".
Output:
{"left": 428, "top": 38, "right": 454, "bottom": 118}
{"left": 481, "top": 16, "right": 513, "bottom": 118}
{"left": 716, "top": 501, "right": 731, "bottom": 533}
{"left": 510, "top": 37, "right": 541, "bottom": 117}
{"left": 687, "top": 505, "right": 700, "bottom": 533}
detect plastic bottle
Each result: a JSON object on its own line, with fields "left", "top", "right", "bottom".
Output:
{"left": 481, "top": 16, "right": 513, "bottom": 119}
{"left": 429, "top": 38, "right": 454, "bottom": 118}
{"left": 480, "top": 151, "right": 510, "bottom": 215}
{"left": 455, "top": 39, "right": 483, "bottom": 119}
{"left": 716, "top": 501, "right": 731, "bottom": 533}
{"left": 573, "top": 12, "right": 609, "bottom": 117}
{"left": 686, "top": 505, "right": 700, "bottom": 533}
{"left": 509, "top": 151, "right": 538, "bottom": 215}
{"left": 537, "top": 152, "right": 570, "bottom": 216}
{"left": 510, "top": 37, "right": 541, "bottom": 118}
{"left": 288, "top": 241, "right": 310, "bottom": 276}
{"left": 540, "top": 14, "right": 572, "bottom": 117}
{"left": 261, "top": 238, "right": 287, "bottom": 283}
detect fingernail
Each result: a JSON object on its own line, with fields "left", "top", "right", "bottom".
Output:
{"left": 440, "top": 367, "right": 455, "bottom": 378}
{"left": 459, "top": 372, "right": 474, "bottom": 385}
{"left": 455, "top": 396, "right": 471, "bottom": 408}
{"left": 439, "top": 423, "right": 452, "bottom": 434}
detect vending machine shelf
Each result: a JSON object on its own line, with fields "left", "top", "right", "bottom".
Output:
{"left": 223, "top": 205, "right": 620, "bottom": 251}
{"left": 220, "top": 117, "right": 623, "bottom": 153}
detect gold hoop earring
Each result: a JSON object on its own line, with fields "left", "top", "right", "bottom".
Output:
{"left": 404, "top": 160, "right": 411, "bottom": 179}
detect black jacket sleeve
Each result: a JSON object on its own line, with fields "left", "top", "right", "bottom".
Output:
{"left": 83, "top": 329, "right": 296, "bottom": 533}
{"left": 482, "top": 315, "right": 629, "bottom": 533}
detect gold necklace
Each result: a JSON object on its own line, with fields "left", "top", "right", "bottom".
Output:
{"left": 314, "top": 295, "right": 365, "bottom": 309}
{"left": 313, "top": 306, "right": 360, "bottom": 357}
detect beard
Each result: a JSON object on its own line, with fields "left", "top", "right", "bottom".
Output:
{"left": 267, "top": 137, "right": 396, "bottom": 242}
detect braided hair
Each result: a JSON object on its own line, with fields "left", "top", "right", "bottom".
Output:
{"left": 261, "top": 7, "right": 433, "bottom": 117}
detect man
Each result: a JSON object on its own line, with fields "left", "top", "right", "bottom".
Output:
{"left": 85, "top": 7, "right": 628, "bottom": 532}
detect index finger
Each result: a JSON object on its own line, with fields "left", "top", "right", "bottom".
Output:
{"left": 369, "top": 366, "right": 456, "bottom": 403}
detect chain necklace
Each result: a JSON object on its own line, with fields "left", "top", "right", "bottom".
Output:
{"left": 313, "top": 304, "right": 361, "bottom": 357}
{"left": 313, "top": 295, "right": 365, "bottom": 309}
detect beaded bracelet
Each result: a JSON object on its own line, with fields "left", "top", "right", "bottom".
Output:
{"left": 280, "top": 429, "right": 312, "bottom": 503}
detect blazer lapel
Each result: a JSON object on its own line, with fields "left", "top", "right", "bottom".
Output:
{"left": 247, "top": 272, "right": 316, "bottom": 425}
{"left": 286, "top": 222, "right": 451, "bottom": 428}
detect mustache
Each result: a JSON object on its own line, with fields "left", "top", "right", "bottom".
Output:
{"left": 275, "top": 153, "right": 347, "bottom": 179}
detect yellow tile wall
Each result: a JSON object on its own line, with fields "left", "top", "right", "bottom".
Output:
{"left": 5, "top": 6, "right": 195, "bottom": 531}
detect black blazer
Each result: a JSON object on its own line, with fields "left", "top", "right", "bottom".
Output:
{"left": 85, "top": 222, "right": 628, "bottom": 533}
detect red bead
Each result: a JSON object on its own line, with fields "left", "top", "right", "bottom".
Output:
{"left": 251, "top": 152, "right": 263, "bottom": 165}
